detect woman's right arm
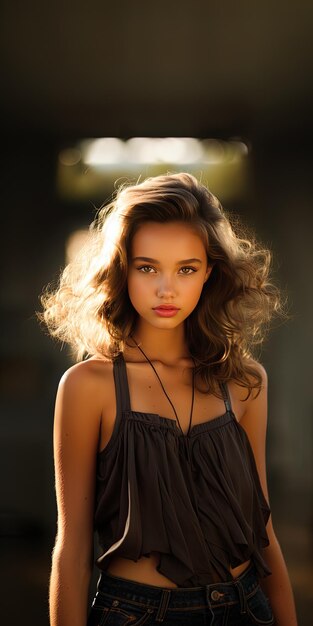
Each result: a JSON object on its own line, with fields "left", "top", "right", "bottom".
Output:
{"left": 49, "top": 362, "right": 103, "bottom": 626}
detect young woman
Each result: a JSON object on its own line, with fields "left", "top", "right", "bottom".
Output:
{"left": 40, "top": 173, "right": 298, "bottom": 625}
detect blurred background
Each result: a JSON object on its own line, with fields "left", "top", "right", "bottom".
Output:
{"left": 1, "top": 1, "right": 312, "bottom": 624}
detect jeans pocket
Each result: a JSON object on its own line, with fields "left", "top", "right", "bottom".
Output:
{"left": 246, "top": 585, "right": 275, "bottom": 625}
{"left": 88, "top": 591, "right": 155, "bottom": 626}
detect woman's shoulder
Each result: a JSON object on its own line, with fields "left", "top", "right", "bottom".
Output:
{"left": 244, "top": 357, "right": 268, "bottom": 392}
{"left": 227, "top": 358, "right": 268, "bottom": 421}
{"left": 57, "top": 356, "right": 115, "bottom": 409}
{"left": 61, "top": 355, "right": 113, "bottom": 376}
{"left": 52, "top": 359, "right": 116, "bottom": 480}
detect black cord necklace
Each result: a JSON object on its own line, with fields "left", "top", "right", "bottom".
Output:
{"left": 131, "top": 337, "right": 196, "bottom": 438}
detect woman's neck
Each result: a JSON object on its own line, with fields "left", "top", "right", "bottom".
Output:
{"left": 125, "top": 322, "right": 191, "bottom": 365}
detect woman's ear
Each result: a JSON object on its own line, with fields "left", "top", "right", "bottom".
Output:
{"left": 204, "top": 264, "right": 214, "bottom": 283}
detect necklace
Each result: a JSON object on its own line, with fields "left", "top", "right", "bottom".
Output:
{"left": 131, "top": 338, "right": 196, "bottom": 438}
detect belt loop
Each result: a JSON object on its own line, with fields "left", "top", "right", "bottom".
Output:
{"left": 205, "top": 586, "right": 215, "bottom": 625}
{"left": 233, "top": 579, "right": 247, "bottom": 614}
{"left": 155, "top": 589, "right": 171, "bottom": 622}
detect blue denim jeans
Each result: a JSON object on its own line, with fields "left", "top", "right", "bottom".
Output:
{"left": 87, "top": 562, "right": 275, "bottom": 625}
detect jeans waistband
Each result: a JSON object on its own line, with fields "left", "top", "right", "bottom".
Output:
{"left": 97, "top": 562, "right": 260, "bottom": 612}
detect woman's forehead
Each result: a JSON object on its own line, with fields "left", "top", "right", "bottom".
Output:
{"left": 131, "top": 221, "right": 206, "bottom": 254}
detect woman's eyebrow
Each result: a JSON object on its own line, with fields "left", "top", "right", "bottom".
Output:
{"left": 132, "top": 256, "right": 203, "bottom": 264}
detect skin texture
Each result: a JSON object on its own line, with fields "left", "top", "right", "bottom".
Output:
{"left": 49, "top": 222, "right": 298, "bottom": 626}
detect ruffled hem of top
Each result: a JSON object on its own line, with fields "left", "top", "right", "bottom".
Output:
{"left": 94, "top": 410, "right": 272, "bottom": 587}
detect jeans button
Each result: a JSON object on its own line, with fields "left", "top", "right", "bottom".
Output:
{"left": 211, "top": 590, "right": 224, "bottom": 601}
{"left": 112, "top": 600, "right": 119, "bottom": 607}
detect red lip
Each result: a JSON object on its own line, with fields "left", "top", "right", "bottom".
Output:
{"left": 153, "top": 306, "right": 180, "bottom": 318}
{"left": 153, "top": 305, "right": 180, "bottom": 310}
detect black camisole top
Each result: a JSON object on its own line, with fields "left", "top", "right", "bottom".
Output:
{"left": 94, "top": 353, "right": 272, "bottom": 587}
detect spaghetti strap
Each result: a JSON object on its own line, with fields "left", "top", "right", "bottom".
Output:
{"left": 113, "top": 353, "right": 131, "bottom": 414}
{"left": 219, "top": 381, "right": 232, "bottom": 413}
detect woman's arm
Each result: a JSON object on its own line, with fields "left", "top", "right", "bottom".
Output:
{"left": 239, "top": 362, "right": 298, "bottom": 626}
{"left": 49, "top": 362, "right": 103, "bottom": 626}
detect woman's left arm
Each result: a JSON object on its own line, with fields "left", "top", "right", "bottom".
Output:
{"left": 239, "top": 362, "right": 298, "bottom": 626}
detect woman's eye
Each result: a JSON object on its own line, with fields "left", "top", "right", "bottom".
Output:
{"left": 136, "top": 265, "right": 196, "bottom": 274}
{"left": 137, "top": 265, "right": 156, "bottom": 273}
{"left": 179, "top": 267, "right": 196, "bottom": 275}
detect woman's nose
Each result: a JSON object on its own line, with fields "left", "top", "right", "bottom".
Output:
{"left": 156, "top": 276, "right": 176, "bottom": 298}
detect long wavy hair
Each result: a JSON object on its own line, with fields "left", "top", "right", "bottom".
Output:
{"left": 39, "top": 172, "right": 286, "bottom": 398}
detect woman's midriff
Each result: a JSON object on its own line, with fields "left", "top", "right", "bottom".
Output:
{"left": 106, "top": 552, "right": 252, "bottom": 588}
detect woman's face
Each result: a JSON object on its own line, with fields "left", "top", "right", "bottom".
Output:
{"left": 127, "top": 221, "right": 212, "bottom": 330}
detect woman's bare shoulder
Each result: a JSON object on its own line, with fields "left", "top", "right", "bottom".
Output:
{"left": 59, "top": 356, "right": 113, "bottom": 382}
{"left": 228, "top": 358, "right": 268, "bottom": 420}
{"left": 57, "top": 357, "right": 115, "bottom": 409}
{"left": 245, "top": 357, "right": 268, "bottom": 392}
{"left": 247, "top": 356, "right": 267, "bottom": 375}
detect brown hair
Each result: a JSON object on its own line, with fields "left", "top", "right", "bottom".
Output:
{"left": 39, "top": 172, "right": 286, "bottom": 398}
